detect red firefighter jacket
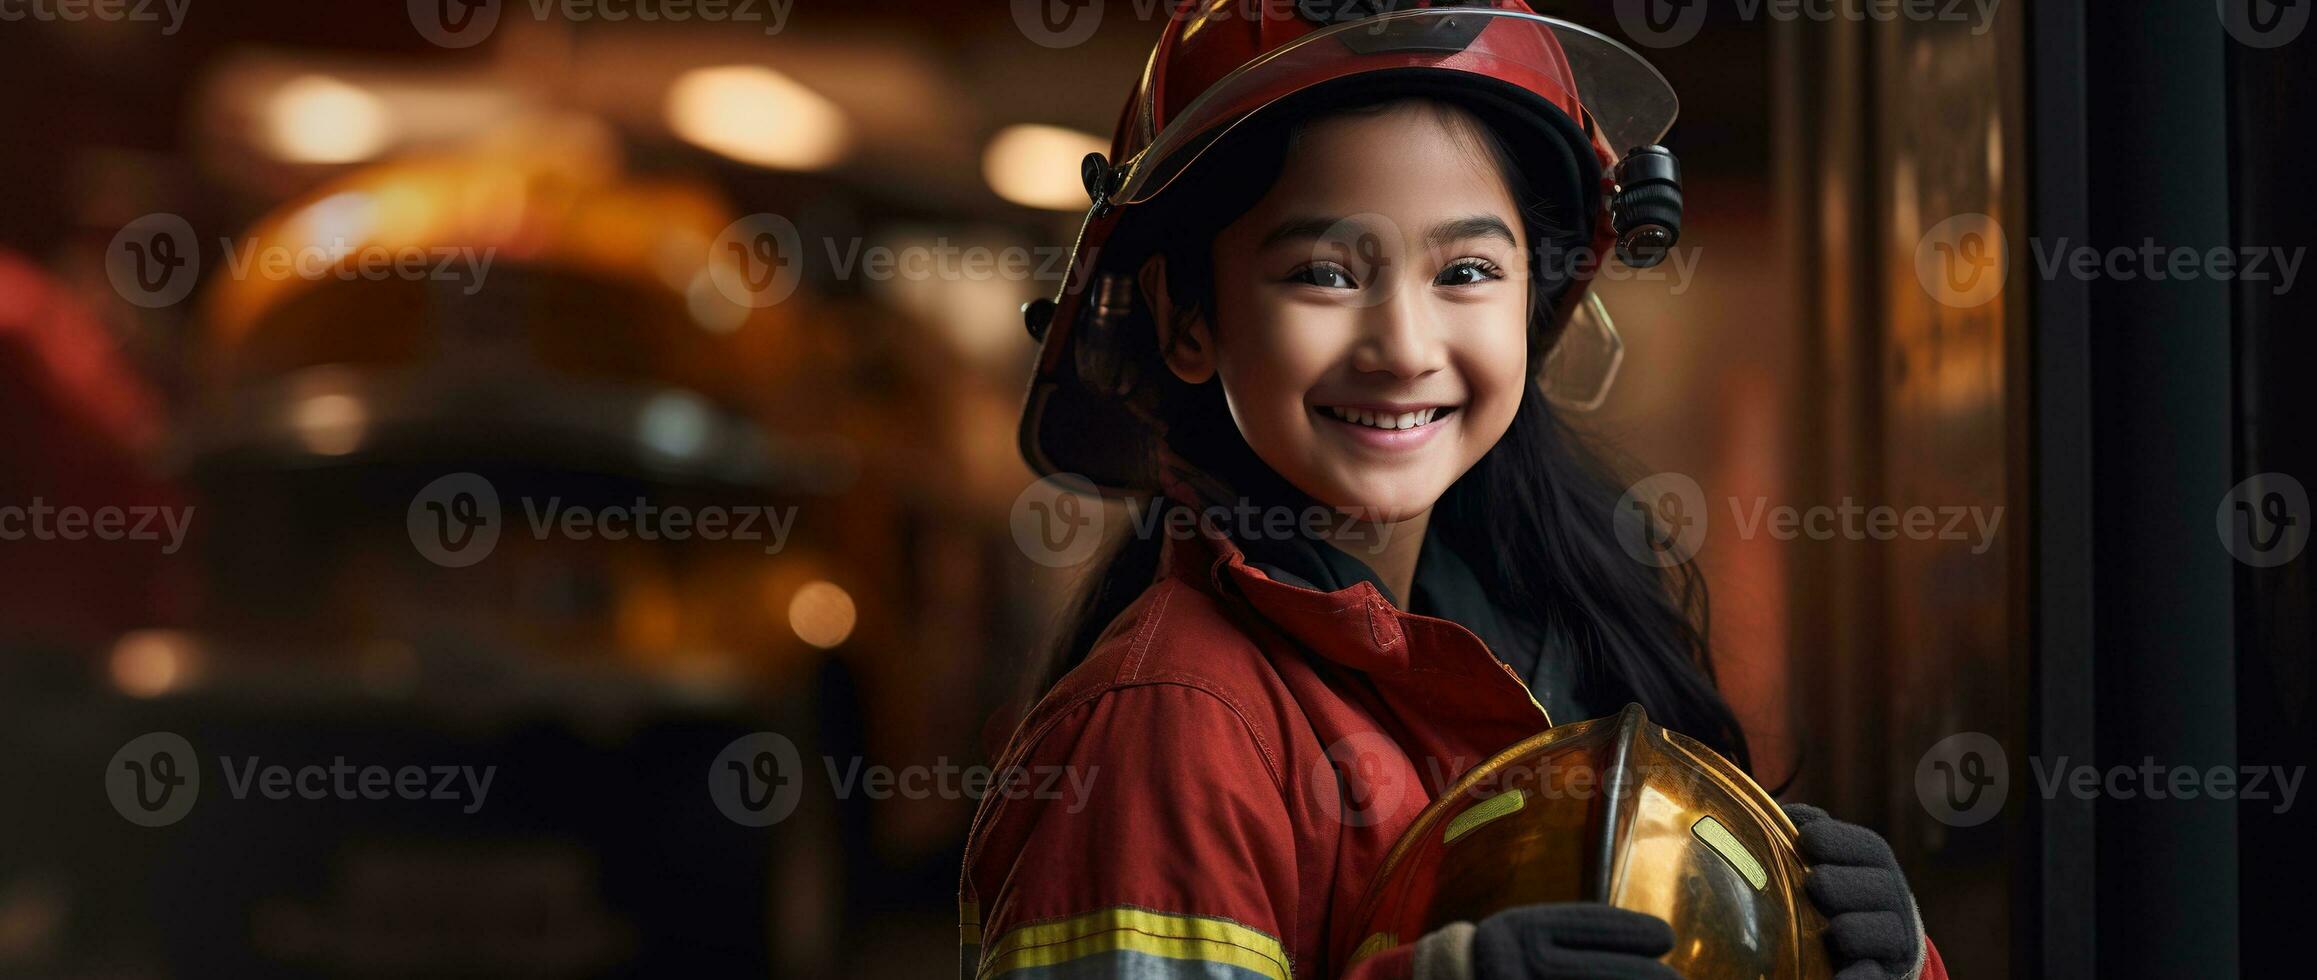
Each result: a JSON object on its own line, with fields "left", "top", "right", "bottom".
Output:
{"left": 959, "top": 511, "right": 1948, "bottom": 979}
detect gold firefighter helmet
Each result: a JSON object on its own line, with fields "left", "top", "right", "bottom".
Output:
{"left": 1347, "top": 703, "right": 1835, "bottom": 979}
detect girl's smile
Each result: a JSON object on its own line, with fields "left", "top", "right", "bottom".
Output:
{"left": 1312, "top": 402, "right": 1461, "bottom": 452}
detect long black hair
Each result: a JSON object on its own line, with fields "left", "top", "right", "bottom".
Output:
{"left": 1027, "top": 92, "right": 1753, "bottom": 773}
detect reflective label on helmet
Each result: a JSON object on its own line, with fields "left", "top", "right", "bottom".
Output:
{"left": 1443, "top": 788, "right": 1530, "bottom": 845}
{"left": 1690, "top": 814, "right": 1768, "bottom": 891}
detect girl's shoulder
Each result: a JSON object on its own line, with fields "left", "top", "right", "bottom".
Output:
{"left": 1047, "top": 576, "right": 1280, "bottom": 702}
{"left": 1004, "top": 573, "right": 1307, "bottom": 772}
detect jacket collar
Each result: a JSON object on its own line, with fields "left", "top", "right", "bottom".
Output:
{"left": 1158, "top": 504, "right": 1542, "bottom": 697}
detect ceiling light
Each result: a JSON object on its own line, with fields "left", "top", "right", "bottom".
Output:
{"left": 265, "top": 74, "right": 391, "bottom": 164}
{"left": 983, "top": 124, "right": 1107, "bottom": 211}
{"left": 666, "top": 66, "right": 850, "bottom": 171}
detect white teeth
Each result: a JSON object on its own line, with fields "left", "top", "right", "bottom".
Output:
{"left": 1324, "top": 406, "right": 1450, "bottom": 430}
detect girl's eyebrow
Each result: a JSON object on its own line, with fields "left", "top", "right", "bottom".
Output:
{"left": 1257, "top": 214, "right": 1518, "bottom": 249}
{"left": 1425, "top": 215, "right": 1517, "bottom": 248}
{"left": 1258, "top": 216, "right": 1350, "bottom": 250}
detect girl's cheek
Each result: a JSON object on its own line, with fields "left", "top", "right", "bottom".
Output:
{"left": 1455, "top": 302, "right": 1531, "bottom": 387}
{"left": 1225, "top": 303, "right": 1353, "bottom": 393}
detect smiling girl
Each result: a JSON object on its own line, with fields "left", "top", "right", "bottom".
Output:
{"left": 963, "top": 4, "right": 1943, "bottom": 979}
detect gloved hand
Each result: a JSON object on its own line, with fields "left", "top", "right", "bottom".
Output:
{"left": 1464, "top": 902, "right": 1680, "bottom": 980}
{"left": 1783, "top": 804, "right": 1927, "bottom": 980}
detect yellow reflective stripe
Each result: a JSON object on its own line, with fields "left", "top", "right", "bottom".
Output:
{"left": 1691, "top": 815, "right": 1768, "bottom": 890}
{"left": 1348, "top": 931, "right": 1398, "bottom": 966}
{"left": 1443, "top": 788, "right": 1528, "bottom": 845}
{"left": 979, "top": 906, "right": 1290, "bottom": 980}
{"left": 962, "top": 901, "right": 983, "bottom": 945}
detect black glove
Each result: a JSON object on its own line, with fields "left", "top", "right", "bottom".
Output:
{"left": 1466, "top": 902, "right": 1680, "bottom": 980}
{"left": 1783, "top": 804, "right": 1926, "bottom": 980}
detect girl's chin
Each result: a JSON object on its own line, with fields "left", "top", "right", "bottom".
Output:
{"left": 1302, "top": 479, "right": 1450, "bottom": 526}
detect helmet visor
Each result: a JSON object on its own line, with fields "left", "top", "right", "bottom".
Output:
{"left": 1113, "top": 7, "right": 1678, "bottom": 205}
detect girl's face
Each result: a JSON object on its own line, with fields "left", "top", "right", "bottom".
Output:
{"left": 1160, "top": 100, "right": 1532, "bottom": 523}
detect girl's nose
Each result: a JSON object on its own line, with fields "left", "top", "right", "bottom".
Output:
{"left": 1350, "top": 286, "right": 1448, "bottom": 380}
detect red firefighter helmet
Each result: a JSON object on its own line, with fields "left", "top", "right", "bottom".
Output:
{"left": 1019, "top": 0, "right": 1685, "bottom": 494}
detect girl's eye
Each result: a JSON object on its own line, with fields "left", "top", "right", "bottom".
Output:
{"left": 1289, "top": 264, "right": 1358, "bottom": 289}
{"left": 1435, "top": 260, "right": 1503, "bottom": 287}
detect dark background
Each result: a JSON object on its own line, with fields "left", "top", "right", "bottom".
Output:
{"left": 1, "top": 1, "right": 2308, "bottom": 976}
